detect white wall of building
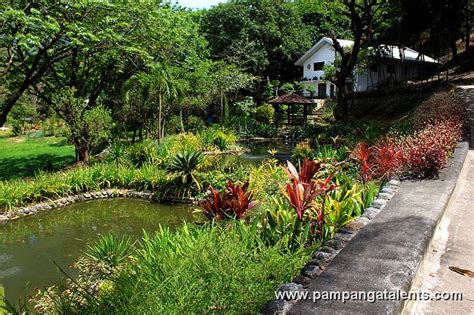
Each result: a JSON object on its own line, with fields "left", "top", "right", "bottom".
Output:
{"left": 302, "top": 43, "right": 336, "bottom": 80}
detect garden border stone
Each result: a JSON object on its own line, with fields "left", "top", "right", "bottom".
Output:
{"left": 263, "top": 141, "right": 469, "bottom": 315}
{"left": 0, "top": 189, "right": 196, "bottom": 223}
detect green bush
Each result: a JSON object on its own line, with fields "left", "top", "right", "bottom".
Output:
{"left": 291, "top": 141, "right": 315, "bottom": 164}
{"left": 186, "top": 115, "right": 206, "bottom": 133}
{"left": 125, "top": 141, "right": 159, "bottom": 167}
{"left": 255, "top": 104, "right": 275, "bottom": 124}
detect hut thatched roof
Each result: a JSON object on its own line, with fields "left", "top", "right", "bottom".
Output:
{"left": 268, "top": 92, "right": 312, "bottom": 105}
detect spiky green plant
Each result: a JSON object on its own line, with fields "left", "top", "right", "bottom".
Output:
{"left": 86, "top": 234, "right": 134, "bottom": 268}
{"left": 164, "top": 150, "right": 203, "bottom": 197}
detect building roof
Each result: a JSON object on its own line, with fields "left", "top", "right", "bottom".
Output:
{"left": 376, "top": 45, "right": 439, "bottom": 63}
{"left": 295, "top": 37, "right": 352, "bottom": 66}
{"left": 268, "top": 92, "right": 313, "bottom": 105}
{"left": 295, "top": 37, "right": 439, "bottom": 66}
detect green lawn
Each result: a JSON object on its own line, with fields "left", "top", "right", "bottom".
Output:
{"left": 0, "top": 131, "right": 75, "bottom": 181}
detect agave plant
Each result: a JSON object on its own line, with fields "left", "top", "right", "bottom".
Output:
{"left": 167, "top": 150, "right": 203, "bottom": 193}
{"left": 199, "top": 181, "right": 257, "bottom": 221}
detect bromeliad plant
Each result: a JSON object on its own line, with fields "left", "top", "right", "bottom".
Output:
{"left": 199, "top": 181, "right": 257, "bottom": 221}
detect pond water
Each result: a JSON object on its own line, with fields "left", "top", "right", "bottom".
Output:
{"left": 239, "top": 140, "right": 294, "bottom": 163}
{"left": 0, "top": 199, "right": 195, "bottom": 304}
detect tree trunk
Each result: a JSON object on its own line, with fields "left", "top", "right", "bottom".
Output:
{"left": 158, "top": 93, "right": 162, "bottom": 142}
{"left": 0, "top": 83, "right": 30, "bottom": 127}
{"left": 450, "top": 40, "right": 459, "bottom": 65}
{"left": 334, "top": 84, "right": 349, "bottom": 121}
{"left": 180, "top": 109, "right": 185, "bottom": 132}
{"left": 220, "top": 90, "right": 224, "bottom": 126}
{"left": 75, "top": 145, "right": 89, "bottom": 163}
{"left": 466, "top": 0, "right": 471, "bottom": 52}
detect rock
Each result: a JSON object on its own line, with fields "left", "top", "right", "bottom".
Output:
{"left": 0, "top": 215, "right": 8, "bottom": 222}
{"left": 344, "top": 216, "right": 370, "bottom": 231}
{"left": 312, "top": 251, "right": 333, "bottom": 262}
{"left": 301, "top": 264, "right": 323, "bottom": 278}
{"left": 262, "top": 299, "right": 292, "bottom": 315}
{"left": 377, "top": 193, "right": 393, "bottom": 200}
{"left": 380, "top": 187, "right": 395, "bottom": 195}
{"left": 362, "top": 207, "right": 380, "bottom": 220}
{"left": 319, "top": 246, "right": 336, "bottom": 254}
{"left": 293, "top": 274, "right": 312, "bottom": 286}
{"left": 278, "top": 283, "right": 305, "bottom": 300}
{"left": 370, "top": 199, "right": 387, "bottom": 209}
{"left": 326, "top": 238, "right": 346, "bottom": 250}
{"left": 388, "top": 179, "right": 401, "bottom": 187}
{"left": 335, "top": 232, "right": 354, "bottom": 242}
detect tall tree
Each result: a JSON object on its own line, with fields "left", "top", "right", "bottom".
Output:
{"left": 200, "top": 0, "right": 310, "bottom": 102}
{"left": 326, "top": 0, "right": 389, "bottom": 120}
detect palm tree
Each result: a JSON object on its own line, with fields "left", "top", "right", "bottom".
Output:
{"left": 123, "top": 63, "right": 178, "bottom": 142}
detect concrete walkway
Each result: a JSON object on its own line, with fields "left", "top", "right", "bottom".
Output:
{"left": 404, "top": 86, "right": 474, "bottom": 315}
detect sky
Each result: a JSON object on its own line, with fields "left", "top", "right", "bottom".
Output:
{"left": 176, "top": 0, "right": 226, "bottom": 9}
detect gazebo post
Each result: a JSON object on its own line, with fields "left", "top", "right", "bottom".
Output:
{"left": 287, "top": 105, "right": 291, "bottom": 125}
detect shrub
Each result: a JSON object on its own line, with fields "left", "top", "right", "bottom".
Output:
{"left": 291, "top": 141, "right": 315, "bottom": 164}
{"left": 352, "top": 118, "right": 462, "bottom": 180}
{"left": 186, "top": 115, "right": 206, "bottom": 133}
{"left": 199, "top": 181, "right": 256, "bottom": 221}
{"left": 414, "top": 92, "right": 465, "bottom": 127}
{"left": 255, "top": 104, "right": 275, "bottom": 124}
{"left": 400, "top": 119, "right": 462, "bottom": 178}
{"left": 125, "top": 141, "right": 159, "bottom": 167}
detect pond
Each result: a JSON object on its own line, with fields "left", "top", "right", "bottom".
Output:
{"left": 0, "top": 199, "right": 196, "bottom": 305}
{"left": 239, "top": 139, "right": 294, "bottom": 163}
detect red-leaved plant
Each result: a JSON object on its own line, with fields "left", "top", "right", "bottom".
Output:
{"left": 352, "top": 117, "right": 462, "bottom": 180}
{"left": 280, "top": 159, "right": 336, "bottom": 223}
{"left": 200, "top": 181, "right": 257, "bottom": 221}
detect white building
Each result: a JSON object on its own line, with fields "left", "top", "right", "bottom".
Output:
{"left": 295, "top": 37, "right": 440, "bottom": 98}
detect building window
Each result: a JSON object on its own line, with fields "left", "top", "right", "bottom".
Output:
{"left": 314, "top": 62, "right": 324, "bottom": 71}
{"left": 387, "top": 64, "right": 395, "bottom": 74}
{"left": 318, "top": 83, "right": 327, "bottom": 98}
{"left": 307, "top": 64, "right": 311, "bottom": 70}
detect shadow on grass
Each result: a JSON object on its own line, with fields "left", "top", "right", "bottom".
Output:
{"left": 0, "top": 153, "right": 76, "bottom": 181}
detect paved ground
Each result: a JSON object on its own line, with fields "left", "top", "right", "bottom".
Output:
{"left": 405, "top": 86, "right": 474, "bottom": 315}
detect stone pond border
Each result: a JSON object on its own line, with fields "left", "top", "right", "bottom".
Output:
{"left": 263, "top": 178, "right": 402, "bottom": 313}
{"left": 0, "top": 189, "right": 196, "bottom": 223}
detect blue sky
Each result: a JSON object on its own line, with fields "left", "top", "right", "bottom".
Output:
{"left": 176, "top": 0, "right": 226, "bottom": 9}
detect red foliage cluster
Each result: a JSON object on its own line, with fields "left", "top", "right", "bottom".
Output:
{"left": 352, "top": 117, "right": 463, "bottom": 180}
{"left": 400, "top": 119, "right": 463, "bottom": 178}
{"left": 200, "top": 181, "right": 257, "bottom": 221}
{"left": 281, "top": 159, "right": 336, "bottom": 221}
{"left": 351, "top": 138, "right": 403, "bottom": 182}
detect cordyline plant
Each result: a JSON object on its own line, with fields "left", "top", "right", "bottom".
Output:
{"left": 199, "top": 181, "right": 257, "bottom": 221}
{"left": 280, "top": 159, "right": 336, "bottom": 236}
{"left": 351, "top": 138, "right": 403, "bottom": 182}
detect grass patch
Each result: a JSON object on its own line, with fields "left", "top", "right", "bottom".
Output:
{"left": 0, "top": 135, "right": 75, "bottom": 181}
{"left": 32, "top": 222, "right": 312, "bottom": 314}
